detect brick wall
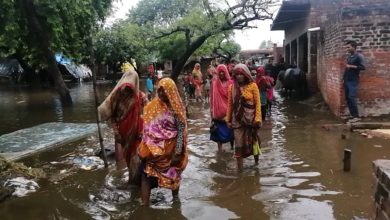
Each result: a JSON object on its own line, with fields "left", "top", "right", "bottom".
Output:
{"left": 373, "top": 160, "right": 390, "bottom": 220}
{"left": 315, "top": 0, "right": 390, "bottom": 116}
{"left": 339, "top": 2, "right": 390, "bottom": 116}
{"left": 317, "top": 13, "right": 344, "bottom": 116}
{"left": 307, "top": 31, "right": 318, "bottom": 93}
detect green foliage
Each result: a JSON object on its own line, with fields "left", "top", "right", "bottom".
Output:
{"left": 127, "top": 0, "right": 274, "bottom": 74}
{"left": 94, "top": 21, "right": 154, "bottom": 66}
{"left": 155, "top": 32, "right": 187, "bottom": 61}
{"left": 194, "top": 32, "right": 240, "bottom": 61}
{"left": 128, "top": 0, "right": 201, "bottom": 26}
{"left": 194, "top": 34, "right": 228, "bottom": 56}
{"left": 95, "top": 1, "right": 206, "bottom": 68}
{"left": 0, "top": 0, "right": 26, "bottom": 58}
{"left": 215, "top": 40, "right": 241, "bottom": 60}
{"left": 0, "top": 0, "right": 114, "bottom": 70}
{"left": 92, "top": 0, "right": 275, "bottom": 78}
{"left": 128, "top": 1, "right": 234, "bottom": 62}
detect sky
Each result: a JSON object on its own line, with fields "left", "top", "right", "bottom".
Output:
{"left": 105, "top": 0, "right": 285, "bottom": 50}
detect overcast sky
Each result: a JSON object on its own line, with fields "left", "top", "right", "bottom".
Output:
{"left": 106, "top": 0, "right": 284, "bottom": 50}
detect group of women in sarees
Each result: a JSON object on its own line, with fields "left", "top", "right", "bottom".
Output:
{"left": 96, "top": 62, "right": 263, "bottom": 206}
{"left": 98, "top": 68, "right": 187, "bottom": 206}
{"left": 209, "top": 63, "right": 262, "bottom": 170}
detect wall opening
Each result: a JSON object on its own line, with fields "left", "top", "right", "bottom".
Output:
{"left": 291, "top": 39, "right": 297, "bottom": 67}
{"left": 285, "top": 44, "right": 291, "bottom": 67}
{"left": 298, "top": 33, "right": 308, "bottom": 72}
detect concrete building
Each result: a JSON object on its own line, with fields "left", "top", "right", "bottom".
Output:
{"left": 239, "top": 49, "right": 273, "bottom": 65}
{"left": 272, "top": 0, "right": 390, "bottom": 117}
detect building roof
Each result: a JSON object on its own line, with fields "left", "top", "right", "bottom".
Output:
{"left": 271, "top": 0, "right": 311, "bottom": 31}
{"left": 240, "top": 49, "right": 273, "bottom": 54}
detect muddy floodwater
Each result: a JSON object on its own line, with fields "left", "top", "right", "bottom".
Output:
{"left": 0, "top": 81, "right": 389, "bottom": 220}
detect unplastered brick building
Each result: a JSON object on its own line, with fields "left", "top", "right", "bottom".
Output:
{"left": 272, "top": 0, "right": 390, "bottom": 117}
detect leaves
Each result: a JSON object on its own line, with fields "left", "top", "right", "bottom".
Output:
{"left": 0, "top": 0, "right": 114, "bottom": 70}
{"left": 126, "top": 0, "right": 275, "bottom": 77}
{"left": 94, "top": 21, "right": 155, "bottom": 68}
{"left": 0, "top": 0, "right": 275, "bottom": 77}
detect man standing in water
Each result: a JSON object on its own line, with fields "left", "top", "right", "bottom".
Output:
{"left": 343, "top": 40, "right": 365, "bottom": 122}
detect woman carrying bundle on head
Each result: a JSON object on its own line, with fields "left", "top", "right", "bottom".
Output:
{"left": 98, "top": 68, "right": 146, "bottom": 184}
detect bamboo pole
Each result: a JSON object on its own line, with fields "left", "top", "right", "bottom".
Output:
{"left": 90, "top": 36, "right": 108, "bottom": 168}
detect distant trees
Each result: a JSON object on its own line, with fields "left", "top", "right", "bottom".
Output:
{"left": 214, "top": 40, "right": 241, "bottom": 62}
{"left": 259, "top": 40, "right": 267, "bottom": 49}
{"left": 0, "top": 0, "right": 277, "bottom": 101}
{"left": 128, "top": 0, "right": 275, "bottom": 80}
{"left": 259, "top": 39, "right": 273, "bottom": 49}
{"left": 94, "top": 21, "right": 154, "bottom": 73}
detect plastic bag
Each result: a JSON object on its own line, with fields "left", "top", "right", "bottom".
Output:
{"left": 253, "top": 141, "right": 262, "bottom": 156}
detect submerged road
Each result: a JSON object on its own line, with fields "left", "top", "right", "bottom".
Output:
{"left": 0, "top": 83, "right": 389, "bottom": 219}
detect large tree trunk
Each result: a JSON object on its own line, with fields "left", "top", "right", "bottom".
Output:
{"left": 20, "top": 0, "right": 72, "bottom": 104}
{"left": 170, "top": 35, "right": 209, "bottom": 80}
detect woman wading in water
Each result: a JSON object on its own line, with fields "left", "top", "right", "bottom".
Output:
{"left": 226, "top": 64, "right": 262, "bottom": 171}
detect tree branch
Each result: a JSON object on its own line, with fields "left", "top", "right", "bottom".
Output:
{"left": 203, "top": 0, "right": 215, "bottom": 18}
{"left": 154, "top": 26, "right": 190, "bottom": 40}
{"left": 213, "top": 41, "right": 229, "bottom": 60}
{"left": 222, "top": 0, "right": 274, "bottom": 31}
{"left": 185, "top": 29, "right": 191, "bottom": 49}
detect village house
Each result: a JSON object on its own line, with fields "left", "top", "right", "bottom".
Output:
{"left": 272, "top": 0, "right": 390, "bottom": 117}
{"left": 239, "top": 49, "right": 273, "bottom": 65}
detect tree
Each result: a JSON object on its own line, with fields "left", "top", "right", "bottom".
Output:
{"left": 213, "top": 39, "right": 241, "bottom": 62}
{"left": 94, "top": 21, "right": 155, "bottom": 73}
{"left": 128, "top": 0, "right": 275, "bottom": 80}
{"left": 259, "top": 39, "right": 273, "bottom": 49}
{"left": 0, "top": 0, "right": 113, "bottom": 103}
{"left": 259, "top": 40, "right": 267, "bottom": 49}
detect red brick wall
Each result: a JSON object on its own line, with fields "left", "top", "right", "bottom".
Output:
{"left": 317, "top": 13, "right": 345, "bottom": 116}
{"left": 315, "top": 0, "right": 390, "bottom": 116}
{"left": 340, "top": 2, "right": 390, "bottom": 116}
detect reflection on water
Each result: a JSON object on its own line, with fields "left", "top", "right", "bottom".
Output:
{"left": 0, "top": 83, "right": 109, "bottom": 134}
{"left": 53, "top": 97, "right": 64, "bottom": 121}
{"left": 0, "top": 83, "right": 389, "bottom": 219}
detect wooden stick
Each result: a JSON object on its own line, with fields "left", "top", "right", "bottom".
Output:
{"left": 343, "top": 149, "right": 351, "bottom": 172}
{"left": 90, "top": 37, "right": 108, "bottom": 168}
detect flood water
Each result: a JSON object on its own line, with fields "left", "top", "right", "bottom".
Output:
{"left": 0, "top": 81, "right": 389, "bottom": 220}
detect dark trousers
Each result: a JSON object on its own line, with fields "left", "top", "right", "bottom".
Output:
{"left": 344, "top": 81, "right": 359, "bottom": 117}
